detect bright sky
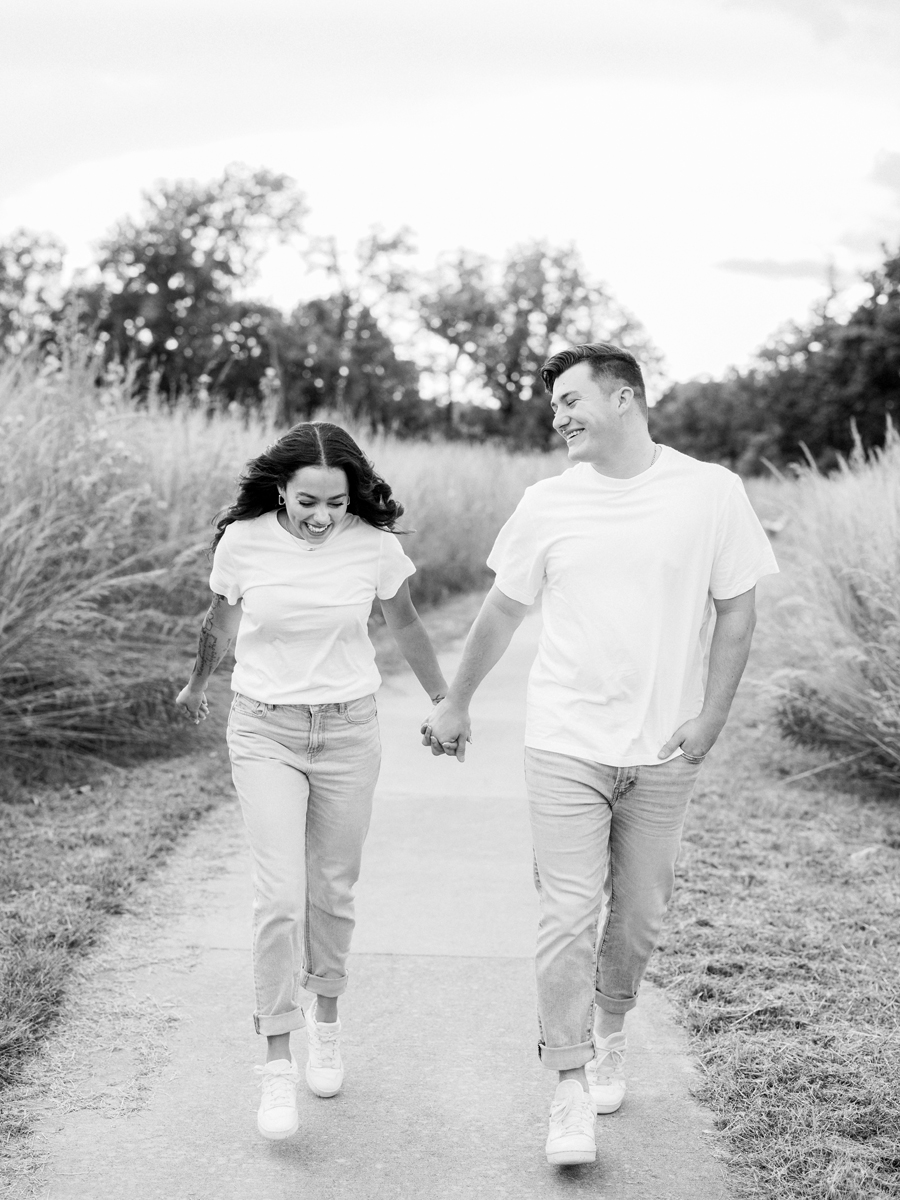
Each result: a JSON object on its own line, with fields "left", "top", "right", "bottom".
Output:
{"left": 2, "top": 0, "right": 899, "bottom": 383}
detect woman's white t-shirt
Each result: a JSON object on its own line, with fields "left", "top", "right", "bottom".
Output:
{"left": 209, "top": 510, "right": 415, "bottom": 705}
{"left": 486, "top": 448, "right": 779, "bottom": 767}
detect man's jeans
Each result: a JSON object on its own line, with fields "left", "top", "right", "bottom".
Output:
{"left": 525, "top": 747, "right": 704, "bottom": 1070}
{"left": 227, "top": 692, "right": 381, "bottom": 1037}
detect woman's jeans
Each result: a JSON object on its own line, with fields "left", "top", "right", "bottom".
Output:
{"left": 525, "top": 748, "right": 704, "bottom": 1070}
{"left": 226, "top": 692, "right": 381, "bottom": 1037}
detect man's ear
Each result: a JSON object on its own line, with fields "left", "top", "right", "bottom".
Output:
{"left": 616, "top": 386, "right": 634, "bottom": 412}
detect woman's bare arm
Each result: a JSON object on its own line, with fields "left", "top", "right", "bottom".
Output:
{"left": 175, "top": 594, "right": 243, "bottom": 722}
{"left": 380, "top": 580, "right": 448, "bottom": 702}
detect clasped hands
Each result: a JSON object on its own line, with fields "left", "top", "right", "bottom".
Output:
{"left": 420, "top": 697, "right": 471, "bottom": 763}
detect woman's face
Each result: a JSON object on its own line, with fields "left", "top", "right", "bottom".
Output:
{"left": 277, "top": 465, "right": 350, "bottom": 546}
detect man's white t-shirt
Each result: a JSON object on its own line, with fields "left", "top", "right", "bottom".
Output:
{"left": 209, "top": 510, "right": 415, "bottom": 705}
{"left": 486, "top": 447, "right": 779, "bottom": 767}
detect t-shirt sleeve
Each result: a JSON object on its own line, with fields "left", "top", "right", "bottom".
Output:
{"left": 709, "top": 477, "right": 780, "bottom": 599}
{"left": 208, "top": 533, "right": 242, "bottom": 605}
{"left": 376, "top": 532, "right": 417, "bottom": 600}
{"left": 485, "top": 492, "right": 543, "bottom": 605}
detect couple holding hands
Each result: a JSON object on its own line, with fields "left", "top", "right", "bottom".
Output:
{"left": 176, "top": 341, "right": 777, "bottom": 1167}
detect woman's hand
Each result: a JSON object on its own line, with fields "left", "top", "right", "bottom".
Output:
{"left": 421, "top": 697, "right": 472, "bottom": 762}
{"left": 176, "top": 684, "right": 209, "bottom": 725}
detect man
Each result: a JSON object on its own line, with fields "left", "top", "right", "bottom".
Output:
{"left": 423, "top": 343, "right": 778, "bottom": 1167}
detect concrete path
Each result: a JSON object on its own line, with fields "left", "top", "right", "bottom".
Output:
{"left": 31, "top": 614, "right": 729, "bottom": 1199}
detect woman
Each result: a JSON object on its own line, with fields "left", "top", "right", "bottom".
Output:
{"left": 176, "top": 422, "right": 447, "bottom": 1141}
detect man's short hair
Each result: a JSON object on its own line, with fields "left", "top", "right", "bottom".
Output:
{"left": 540, "top": 343, "right": 647, "bottom": 419}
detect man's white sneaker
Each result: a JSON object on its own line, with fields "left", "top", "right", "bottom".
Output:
{"left": 545, "top": 1079, "right": 597, "bottom": 1166}
{"left": 304, "top": 1002, "right": 344, "bottom": 1097}
{"left": 586, "top": 1032, "right": 627, "bottom": 1114}
{"left": 255, "top": 1058, "right": 299, "bottom": 1140}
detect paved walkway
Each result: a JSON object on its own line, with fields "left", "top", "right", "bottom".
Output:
{"left": 31, "top": 614, "right": 729, "bottom": 1198}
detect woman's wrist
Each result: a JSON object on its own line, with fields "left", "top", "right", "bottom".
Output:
{"left": 430, "top": 691, "right": 446, "bottom": 705}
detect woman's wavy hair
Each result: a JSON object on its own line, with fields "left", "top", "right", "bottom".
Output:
{"left": 212, "top": 422, "right": 404, "bottom": 550}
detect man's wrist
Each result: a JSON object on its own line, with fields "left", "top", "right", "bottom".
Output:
{"left": 698, "top": 708, "right": 727, "bottom": 735}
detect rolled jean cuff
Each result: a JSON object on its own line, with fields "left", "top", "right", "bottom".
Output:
{"left": 299, "top": 969, "right": 348, "bottom": 999}
{"left": 254, "top": 1005, "right": 306, "bottom": 1037}
{"left": 595, "top": 987, "right": 638, "bottom": 1015}
{"left": 538, "top": 1038, "right": 595, "bottom": 1071}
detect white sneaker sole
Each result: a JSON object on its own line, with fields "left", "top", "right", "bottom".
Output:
{"left": 258, "top": 1112, "right": 299, "bottom": 1140}
{"left": 591, "top": 1093, "right": 624, "bottom": 1115}
{"left": 547, "top": 1146, "right": 596, "bottom": 1166}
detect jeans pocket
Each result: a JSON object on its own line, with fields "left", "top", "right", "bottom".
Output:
{"left": 343, "top": 695, "right": 377, "bottom": 725}
{"left": 231, "top": 693, "right": 268, "bottom": 719}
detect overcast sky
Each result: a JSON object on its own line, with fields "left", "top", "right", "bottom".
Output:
{"left": 2, "top": 0, "right": 899, "bottom": 382}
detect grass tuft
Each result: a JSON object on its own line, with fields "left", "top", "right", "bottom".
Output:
{"left": 769, "top": 427, "right": 900, "bottom": 783}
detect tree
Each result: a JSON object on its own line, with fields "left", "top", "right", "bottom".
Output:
{"left": 0, "top": 229, "right": 65, "bottom": 355}
{"left": 81, "top": 164, "right": 307, "bottom": 400}
{"left": 263, "top": 225, "right": 431, "bottom": 432}
{"left": 754, "top": 246, "right": 900, "bottom": 464}
{"left": 418, "top": 241, "right": 662, "bottom": 446}
{"left": 269, "top": 296, "right": 429, "bottom": 434}
{"left": 650, "top": 373, "right": 782, "bottom": 473}
{"left": 650, "top": 243, "right": 900, "bottom": 471}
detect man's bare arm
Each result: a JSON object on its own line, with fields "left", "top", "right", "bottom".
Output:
{"left": 423, "top": 585, "right": 531, "bottom": 762}
{"left": 657, "top": 587, "right": 757, "bottom": 759}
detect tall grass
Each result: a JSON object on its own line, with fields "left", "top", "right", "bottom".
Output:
{"left": 772, "top": 427, "right": 900, "bottom": 783}
{"left": 0, "top": 358, "right": 560, "bottom": 783}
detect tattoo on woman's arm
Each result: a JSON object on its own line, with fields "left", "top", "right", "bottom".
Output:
{"left": 193, "top": 594, "right": 234, "bottom": 679}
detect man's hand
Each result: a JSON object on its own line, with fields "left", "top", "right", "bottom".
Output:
{"left": 659, "top": 588, "right": 758, "bottom": 762}
{"left": 176, "top": 684, "right": 209, "bottom": 725}
{"left": 420, "top": 698, "right": 472, "bottom": 763}
{"left": 657, "top": 713, "right": 723, "bottom": 761}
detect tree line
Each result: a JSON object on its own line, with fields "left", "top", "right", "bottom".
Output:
{"left": 2, "top": 162, "right": 897, "bottom": 462}
{"left": 651, "top": 249, "right": 900, "bottom": 470}
{"left": 0, "top": 164, "right": 657, "bottom": 448}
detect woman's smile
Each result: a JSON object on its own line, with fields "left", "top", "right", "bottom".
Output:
{"left": 303, "top": 520, "right": 332, "bottom": 539}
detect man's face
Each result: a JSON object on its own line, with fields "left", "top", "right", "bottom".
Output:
{"left": 550, "top": 362, "right": 626, "bottom": 463}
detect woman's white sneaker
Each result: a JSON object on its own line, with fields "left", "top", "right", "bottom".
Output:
{"left": 545, "top": 1080, "right": 597, "bottom": 1166}
{"left": 304, "top": 1002, "right": 344, "bottom": 1097}
{"left": 586, "top": 1032, "right": 627, "bottom": 1114}
{"left": 255, "top": 1058, "right": 299, "bottom": 1140}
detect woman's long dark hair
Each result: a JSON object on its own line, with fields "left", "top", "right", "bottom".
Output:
{"left": 212, "top": 422, "right": 404, "bottom": 550}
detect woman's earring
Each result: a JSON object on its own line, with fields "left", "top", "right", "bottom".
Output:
{"left": 278, "top": 494, "right": 285, "bottom": 506}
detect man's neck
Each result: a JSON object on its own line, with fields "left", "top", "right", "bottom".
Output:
{"left": 588, "top": 435, "right": 659, "bottom": 480}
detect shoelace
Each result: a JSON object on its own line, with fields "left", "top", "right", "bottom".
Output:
{"left": 255, "top": 1066, "right": 296, "bottom": 1109}
{"left": 589, "top": 1045, "right": 626, "bottom": 1081}
{"left": 309, "top": 1025, "right": 340, "bottom": 1068}
{"left": 551, "top": 1092, "right": 594, "bottom": 1136}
